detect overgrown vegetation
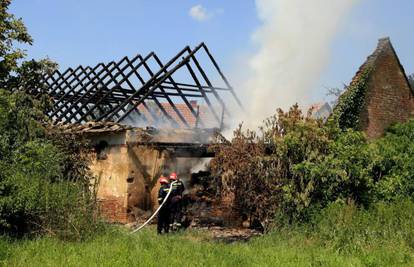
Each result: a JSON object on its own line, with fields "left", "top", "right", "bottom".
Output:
{"left": 211, "top": 104, "right": 414, "bottom": 229}
{"left": 0, "top": 0, "right": 99, "bottom": 239}
{"left": 2, "top": 201, "right": 414, "bottom": 266}
{"left": 330, "top": 67, "right": 372, "bottom": 130}
{"left": 0, "top": 4, "right": 413, "bottom": 267}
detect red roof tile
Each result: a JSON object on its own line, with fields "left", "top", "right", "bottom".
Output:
{"left": 136, "top": 101, "right": 217, "bottom": 128}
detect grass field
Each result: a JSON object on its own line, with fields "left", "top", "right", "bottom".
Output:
{"left": 1, "top": 201, "right": 414, "bottom": 267}
{"left": 0, "top": 226, "right": 412, "bottom": 267}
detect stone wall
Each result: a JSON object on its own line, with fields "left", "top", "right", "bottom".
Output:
{"left": 90, "top": 138, "right": 170, "bottom": 223}
{"left": 126, "top": 145, "right": 169, "bottom": 222}
{"left": 87, "top": 127, "right": 215, "bottom": 223}
{"left": 89, "top": 141, "right": 130, "bottom": 223}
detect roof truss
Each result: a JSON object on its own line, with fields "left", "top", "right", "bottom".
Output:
{"left": 39, "top": 43, "right": 243, "bottom": 128}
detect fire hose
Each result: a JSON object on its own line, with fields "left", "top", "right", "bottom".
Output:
{"left": 130, "top": 181, "right": 177, "bottom": 234}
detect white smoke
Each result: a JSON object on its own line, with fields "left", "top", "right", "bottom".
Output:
{"left": 238, "top": 0, "right": 358, "bottom": 128}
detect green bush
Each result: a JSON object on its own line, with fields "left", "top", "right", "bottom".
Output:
{"left": 212, "top": 105, "right": 414, "bottom": 226}
{"left": 369, "top": 119, "right": 414, "bottom": 201}
{"left": 0, "top": 2, "right": 100, "bottom": 239}
{"left": 1, "top": 142, "right": 98, "bottom": 238}
{"left": 0, "top": 90, "right": 100, "bottom": 239}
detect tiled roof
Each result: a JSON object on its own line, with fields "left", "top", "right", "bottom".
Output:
{"left": 137, "top": 101, "right": 217, "bottom": 128}
{"left": 307, "top": 102, "right": 332, "bottom": 120}
{"left": 308, "top": 102, "right": 325, "bottom": 112}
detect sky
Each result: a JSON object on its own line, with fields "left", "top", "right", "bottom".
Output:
{"left": 10, "top": 0, "right": 414, "bottom": 109}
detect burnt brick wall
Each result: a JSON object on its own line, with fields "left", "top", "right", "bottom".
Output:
{"left": 359, "top": 43, "right": 414, "bottom": 139}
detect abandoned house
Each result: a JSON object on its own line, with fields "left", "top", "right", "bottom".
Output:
{"left": 39, "top": 43, "right": 243, "bottom": 223}
{"left": 36, "top": 38, "right": 414, "bottom": 225}
{"left": 58, "top": 122, "right": 217, "bottom": 223}
{"left": 335, "top": 37, "right": 414, "bottom": 139}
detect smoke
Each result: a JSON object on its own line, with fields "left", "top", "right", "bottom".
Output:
{"left": 190, "top": 158, "right": 211, "bottom": 173}
{"left": 237, "top": 0, "right": 358, "bottom": 128}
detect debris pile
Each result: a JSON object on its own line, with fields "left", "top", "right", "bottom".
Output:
{"left": 199, "top": 226, "right": 262, "bottom": 243}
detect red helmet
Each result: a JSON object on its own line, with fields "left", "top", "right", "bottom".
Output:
{"left": 169, "top": 172, "right": 178, "bottom": 181}
{"left": 159, "top": 176, "right": 169, "bottom": 184}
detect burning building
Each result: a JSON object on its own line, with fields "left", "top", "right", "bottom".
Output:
{"left": 36, "top": 38, "right": 414, "bottom": 226}
{"left": 39, "top": 43, "right": 243, "bottom": 223}
{"left": 58, "top": 122, "right": 216, "bottom": 223}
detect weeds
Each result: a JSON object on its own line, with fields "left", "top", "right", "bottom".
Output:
{"left": 1, "top": 201, "right": 413, "bottom": 267}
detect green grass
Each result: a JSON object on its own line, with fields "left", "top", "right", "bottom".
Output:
{"left": 0, "top": 226, "right": 412, "bottom": 267}
{"left": 1, "top": 201, "right": 414, "bottom": 267}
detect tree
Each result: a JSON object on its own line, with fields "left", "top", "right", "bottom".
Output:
{"left": 0, "top": 1, "right": 56, "bottom": 97}
{"left": 0, "top": 0, "right": 32, "bottom": 85}
{"left": 0, "top": 0, "right": 98, "bottom": 239}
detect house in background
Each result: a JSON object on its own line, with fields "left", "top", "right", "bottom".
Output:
{"left": 308, "top": 102, "right": 332, "bottom": 120}
{"left": 335, "top": 37, "right": 414, "bottom": 139}
{"left": 39, "top": 44, "right": 242, "bottom": 224}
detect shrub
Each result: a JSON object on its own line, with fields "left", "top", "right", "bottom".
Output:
{"left": 0, "top": 2, "right": 100, "bottom": 239}
{"left": 211, "top": 106, "right": 414, "bottom": 229}
{"left": 0, "top": 90, "right": 100, "bottom": 240}
{"left": 211, "top": 105, "right": 344, "bottom": 227}
{"left": 369, "top": 119, "right": 414, "bottom": 201}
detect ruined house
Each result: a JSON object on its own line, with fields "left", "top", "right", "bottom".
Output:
{"left": 36, "top": 38, "right": 414, "bottom": 225}
{"left": 39, "top": 43, "right": 243, "bottom": 223}
{"left": 58, "top": 122, "right": 216, "bottom": 223}
{"left": 308, "top": 102, "right": 332, "bottom": 120}
{"left": 334, "top": 37, "right": 414, "bottom": 138}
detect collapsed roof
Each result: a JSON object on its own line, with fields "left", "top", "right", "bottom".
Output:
{"left": 38, "top": 43, "right": 243, "bottom": 128}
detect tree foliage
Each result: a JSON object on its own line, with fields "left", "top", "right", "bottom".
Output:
{"left": 0, "top": 0, "right": 99, "bottom": 239}
{"left": 0, "top": 0, "right": 32, "bottom": 84}
{"left": 211, "top": 105, "right": 414, "bottom": 230}
{"left": 330, "top": 67, "right": 372, "bottom": 130}
{"left": 0, "top": 1, "right": 56, "bottom": 97}
{"left": 0, "top": 88, "right": 98, "bottom": 239}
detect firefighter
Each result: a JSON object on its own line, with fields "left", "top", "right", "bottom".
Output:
{"left": 169, "top": 172, "right": 185, "bottom": 229}
{"left": 157, "top": 175, "right": 171, "bottom": 234}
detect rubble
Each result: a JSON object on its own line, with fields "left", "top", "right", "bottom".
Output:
{"left": 196, "top": 226, "right": 262, "bottom": 243}
{"left": 51, "top": 121, "right": 132, "bottom": 134}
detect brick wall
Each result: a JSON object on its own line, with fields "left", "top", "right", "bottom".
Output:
{"left": 359, "top": 41, "right": 414, "bottom": 139}
{"left": 98, "top": 197, "right": 129, "bottom": 223}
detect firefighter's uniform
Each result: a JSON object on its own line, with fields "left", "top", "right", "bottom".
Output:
{"left": 157, "top": 183, "right": 171, "bottom": 234}
{"left": 170, "top": 180, "right": 185, "bottom": 227}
